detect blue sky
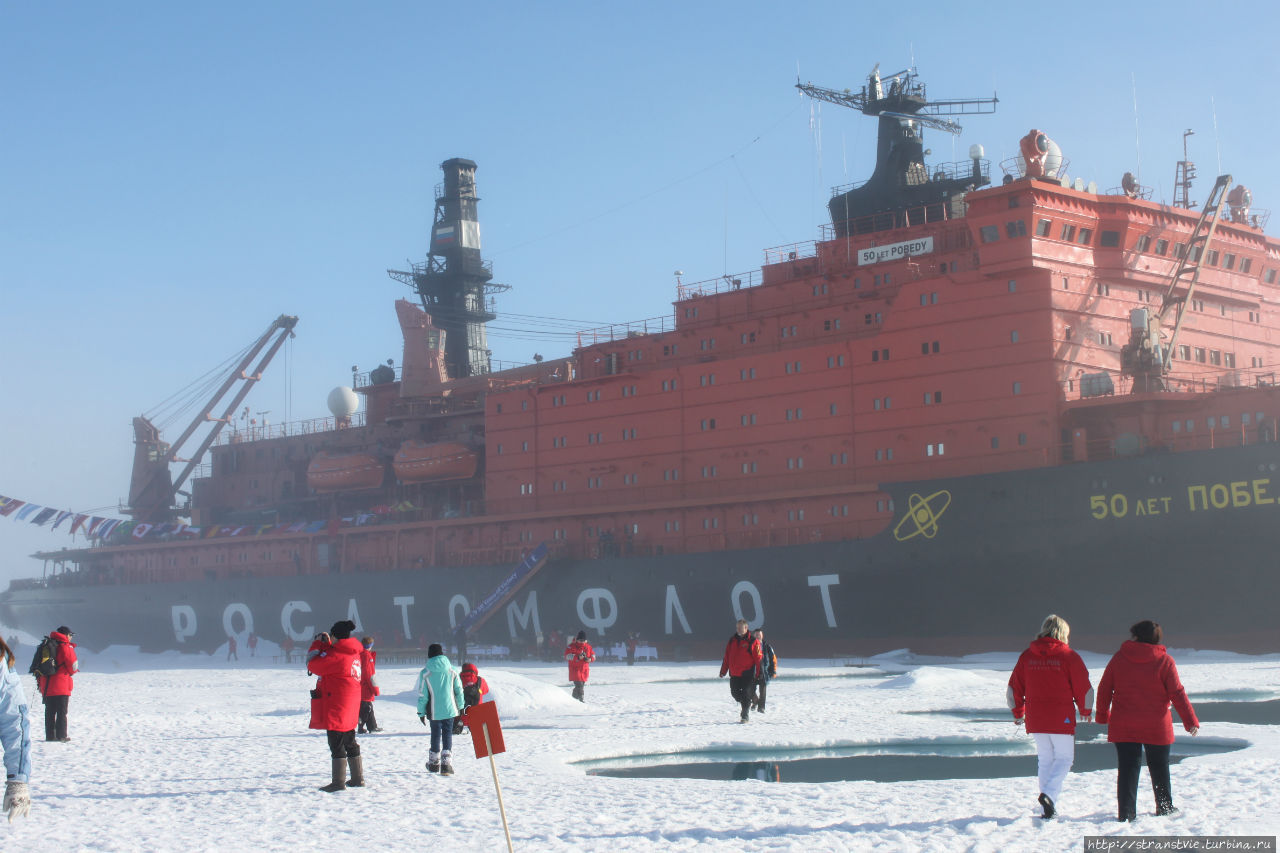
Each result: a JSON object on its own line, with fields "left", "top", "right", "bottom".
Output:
{"left": 2, "top": 1, "right": 1277, "bottom": 588}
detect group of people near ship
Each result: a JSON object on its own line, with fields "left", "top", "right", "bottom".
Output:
{"left": 0, "top": 612, "right": 1204, "bottom": 824}
{"left": 1007, "top": 615, "right": 1199, "bottom": 822}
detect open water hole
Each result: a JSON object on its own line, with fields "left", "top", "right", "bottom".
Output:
{"left": 580, "top": 739, "right": 1246, "bottom": 784}
{"left": 907, "top": 697, "right": 1280, "bottom": 726}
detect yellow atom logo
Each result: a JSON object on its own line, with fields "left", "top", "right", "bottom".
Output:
{"left": 892, "top": 490, "right": 952, "bottom": 541}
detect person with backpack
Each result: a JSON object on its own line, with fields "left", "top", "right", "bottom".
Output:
{"left": 719, "top": 619, "right": 762, "bottom": 723}
{"left": 751, "top": 628, "right": 777, "bottom": 713}
{"left": 564, "top": 631, "right": 595, "bottom": 702}
{"left": 453, "top": 662, "right": 492, "bottom": 735}
{"left": 416, "top": 643, "right": 464, "bottom": 776}
{"left": 31, "top": 627, "right": 77, "bottom": 742}
{"left": 0, "top": 636, "right": 32, "bottom": 823}
{"left": 307, "top": 620, "right": 364, "bottom": 792}
{"left": 356, "top": 636, "right": 381, "bottom": 734}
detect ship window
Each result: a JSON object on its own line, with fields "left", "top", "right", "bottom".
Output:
{"left": 875, "top": 449, "right": 882, "bottom": 461}
{"left": 1077, "top": 228, "right": 1093, "bottom": 245}
{"left": 1013, "top": 382, "right": 1022, "bottom": 395}
{"left": 740, "top": 413, "right": 757, "bottom": 426}
{"left": 1179, "top": 345, "right": 1191, "bottom": 360}
{"left": 884, "top": 272, "right": 892, "bottom": 284}
{"left": 1036, "top": 219, "right": 1052, "bottom": 236}
{"left": 741, "top": 462, "right": 757, "bottom": 474}
{"left": 1100, "top": 230, "right": 1121, "bottom": 247}
{"left": 1018, "top": 432, "right": 1027, "bottom": 445}
{"left": 1207, "top": 250, "right": 1220, "bottom": 266}
{"left": 1062, "top": 276, "right": 1069, "bottom": 289}
{"left": 496, "top": 444, "right": 503, "bottom": 455}
{"left": 874, "top": 399, "right": 881, "bottom": 411}
{"left": 1060, "top": 224, "right": 1076, "bottom": 241}
{"left": 1195, "top": 347, "right": 1206, "bottom": 363}
{"left": 1186, "top": 420, "right": 1195, "bottom": 432}
{"left": 980, "top": 225, "right": 1000, "bottom": 243}
{"left": 991, "top": 437, "right": 1000, "bottom": 449}
{"left": 1242, "top": 258, "right": 1252, "bottom": 273}
{"left": 1225, "top": 353, "right": 1236, "bottom": 368}
{"left": 829, "top": 403, "right": 837, "bottom": 415}
{"left": 933, "top": 391, "right": 943, "bottom": 403}
{"left": 739, "top": 368, "right": 756, "bottom": 380}
{"left": 1223, "top": 253, "right": 1236, "bottom": 270}
{"left": 701, "top": 466, "right": 718, "bottom": 478}
{"left": 1243, "top": 413, "right": 1252, "bottom": 425}
{"left": 1156, "top": 238, "right": 1169, "bottom": 255}
{"left": 1097, "top": 282, "right": 1110, "bottom": 295}
{"left": 881, "top": 348, "right": 889, "bottom": 360}
{"left": 923, "top": 392, "right": 932, "bottom": 405}
{"left": 1011, "top": 330, "right": 1019, "bottom": 343}
{"left": 1174, "top": 242, "right": 1187, "bottom": 258}
{"left": 1008, "top": 279, "right": 1017, "bottom": 292}
{"left": 1136, "top": 235, "right": 1152, "bottom": 252}
{"left": 1266, "top": 269, "right": 1278, "bottom": 284}
{"left": 872, "top": 350, "right": 879, "bottom": 362}
{"left": 1005, "top": 220, "right": 1027, "bottom": 238}
{"left": 926, "top": 444, "right": 934, "bottom": 456}
{"left": 1210, "top": 350, "right": 1222, "bottom": 366}
{"left": 1222, "top": 415, "right": 1231, "bottom": 428}
{"left": 931, "top": 292, "right": 938, "bottom": 304}
{"left": 1172, "top": 421, "right": 1182, "bottom": 433}
{"left": 1208, "top": 416, "right": 1217, "bottom": 429}
{"left": 700, "top": 418, "right": 716, "bottom": 430}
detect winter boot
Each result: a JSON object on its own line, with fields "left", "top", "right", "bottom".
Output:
{"left": 319, "top": 758, "right": 347, "bottom": 793}
{"left": 440, "top": 750, "right": 454, "bottom": 776}
{"left": 347, "top": 754, "right": 365, "bottom": 788}
{"left": 427, "top": 751, "right": 440, "bottom": 773}
{"left": 1038, "top": 793, "right": 1055, "bottom": 820}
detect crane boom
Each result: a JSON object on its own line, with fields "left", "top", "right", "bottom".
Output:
{"left": 126, "top": 314, "right": 298, "bottom": 522}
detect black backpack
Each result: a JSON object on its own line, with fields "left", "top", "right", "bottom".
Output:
{"left": 29, "top": 636, "right": 59, "bottom": 677}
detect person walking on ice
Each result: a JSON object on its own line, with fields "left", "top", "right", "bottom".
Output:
{"left": 1007, "top": 614, "right": 1093, "bottom": 820}
{"left": 0, "top": 635, "right": 32, "bottom": 822}
{"left": 564, "top": 631, "right": 595, "bottom": 702}
{"left": 416, "top": 643, "right": 464, "bottom": 776}
{"left": 720, "top": 619, "right": 762, "bottom": 723}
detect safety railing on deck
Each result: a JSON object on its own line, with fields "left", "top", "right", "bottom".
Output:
{"left": 215, "top": 412, "right": 366, "bottom": 445}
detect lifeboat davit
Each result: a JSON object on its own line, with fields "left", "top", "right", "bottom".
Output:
{"left": 393, "top": 441, "right": 478, "bottom": 483}
{"left": 306, "top": 451, "right": 385, "bottom": 492}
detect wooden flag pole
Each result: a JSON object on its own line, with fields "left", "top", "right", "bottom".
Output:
{"left": 483, "top": 722, "right": 514, "bottom": 853}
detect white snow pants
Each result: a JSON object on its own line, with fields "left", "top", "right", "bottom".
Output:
{"left": 1031, "top": 732, "right": 1075, "bottom": 803}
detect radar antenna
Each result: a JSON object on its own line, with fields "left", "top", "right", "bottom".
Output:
{"left": 796, "top": 66, "right": 997, "bottom": 135}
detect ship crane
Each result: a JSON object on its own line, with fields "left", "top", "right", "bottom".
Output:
{"left": 125, "top": 314, "right": 298, "bottom": 523}
{"left": 1120, "top": 174, "right": 1232, "bottom": 392}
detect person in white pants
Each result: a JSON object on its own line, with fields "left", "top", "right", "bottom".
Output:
{"left": 1007, "top": 614, "right": 1094, "bottom": 819}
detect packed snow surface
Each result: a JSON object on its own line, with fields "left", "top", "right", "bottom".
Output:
{"left": 3, "top": 646, "right": 1278, "bottom": 851}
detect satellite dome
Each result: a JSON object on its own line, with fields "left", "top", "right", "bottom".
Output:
{"left": 327, "top": 386, "right": 359, "bottom": 418}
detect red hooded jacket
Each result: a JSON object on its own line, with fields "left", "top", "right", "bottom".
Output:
{"left": 307, "top": 636, "right": 363, "bottom": 732}
{"left": 1096, "top": 640, "right": 1198, "bottom": 744}
{"left": 359, "top": 647, "right": 379, "bottom": 702}
{"left": 565, "top": 640, "right": 595, "bottom": 682}
{"left": 1007, "top": 637, "right": 1093, "bottom": 734}
{"left": 720, "top": 632, "right": 762, "bottom": 678}
{"left": 37, "top": 631, "right": 78, "bottom": 698}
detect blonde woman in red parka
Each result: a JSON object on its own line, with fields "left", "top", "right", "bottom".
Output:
{"left": 307, "top": 620, "right": 364, "bottom": 792}
{"left": 1095, "top": 619, "right": 1199, "bottom": 821}
{"left": 1007, "top": 614, "right": 1093, "bottom": 820}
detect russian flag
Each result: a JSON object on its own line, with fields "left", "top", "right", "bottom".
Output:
{"left": 434, "top": 224, "right": 456, "bottom": 246}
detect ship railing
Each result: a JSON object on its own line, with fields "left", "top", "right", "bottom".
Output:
{"left": 1102, "top": 184, "right": 1155, "bottom": 200}
{"left": 762, "top": 243, "right": 818, "bottom": 266}
{"left": 820, "top": 200, "right": 958, "bottom": 241}
{"left": 828, "top": 160, "right": 990, "bottom": 199}
{"left": 353, "top": 365, "right": 402, "bottom": 388}
{"left": 998, "top": 156, "right": 1073, "bottom": 182}
{"left": 215, "top": 412, "right": 367, "bottom": 445}
{"left": 676, "top": 269, "right": 765, "bottom": 300}
{"left": 575, "top": 315, "right": 677, "bottom": 346}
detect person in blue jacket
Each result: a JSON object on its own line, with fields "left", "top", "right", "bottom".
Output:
{"left": 0, "top": 636, "right": 32, "bottom": 822}
{"left": 415, "top": 643, "right": 464, "bottom": 777}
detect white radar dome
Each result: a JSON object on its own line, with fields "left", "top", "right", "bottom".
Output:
{"left": 327, "top": 386, "right": 359, "bottom": 418}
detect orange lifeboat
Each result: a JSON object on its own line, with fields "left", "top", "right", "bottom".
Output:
{"left": 393, "top": 441, "right": 478, "bottom": 483}
{"left": 306, "top": 451, "right": 385, "bottom": 493}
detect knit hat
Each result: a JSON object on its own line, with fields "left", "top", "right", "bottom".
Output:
{"left": 330, "top": 620, "right": 356, "bottom": 640}
{"left": 576, "top": 631, "right": 586, "bottom": 641}
{"left": 428, "top": 642, "right": 444, "bottom": 657}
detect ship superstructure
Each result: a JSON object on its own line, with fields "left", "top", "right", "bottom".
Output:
{"left": 8, "top": 66, "right": 1280, "bottom": 655}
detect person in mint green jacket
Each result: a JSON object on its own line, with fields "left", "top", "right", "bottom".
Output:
{"left": 415, "top": 643, "right": 464, "bottom": 776}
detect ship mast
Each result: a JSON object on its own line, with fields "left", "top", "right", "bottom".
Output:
{"left": 388, "top": 159, "right": 510, "bottom": 379}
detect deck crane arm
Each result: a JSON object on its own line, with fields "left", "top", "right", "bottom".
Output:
{"left": 126, "top": 314, "right": 298, "bottom": 523}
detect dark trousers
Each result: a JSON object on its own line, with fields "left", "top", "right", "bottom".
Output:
{"left": 358, "top": 701, "right": 380, "bottom": 732}
{"left": 44, "top": 694, "right": 69, "bottom": 741}
{"left": 729, "top": 673, "right": 754, "bottom": 718}
{"left": 571, "top": 681, "right": 586, "bottom": 702}
{"left": 326, "top": 729, "right": 360, "bottom": 759}
{"left": 753, "top": 679, "right": 769, "bottom": 711}
{"left": 1115, "top": 742, "right": 1172, "bottom": 820}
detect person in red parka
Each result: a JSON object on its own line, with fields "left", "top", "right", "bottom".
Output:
{"left": 35, "top": 627, "right": 78, "bottom": 742}
{"left": 357, "top": 637, "right": 381, "bottom": 734}
{"left": 307, "top": 620, "right": 364, "bottom": 792}
{"left": 1095, "top": 619, "right": 1200, "bottom": 821}
{"left": 719, "top": 619, "right": 762, "bottom": 723}
{"left": 1007, "top": 614, "right": 1093, "bottom": 820}
{"left": 564, "top": 631, "right": 595, "bottom": 702}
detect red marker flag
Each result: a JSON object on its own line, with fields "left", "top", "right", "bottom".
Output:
{"left": 463, "top": 700, "right": 506, "bottom": 758}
